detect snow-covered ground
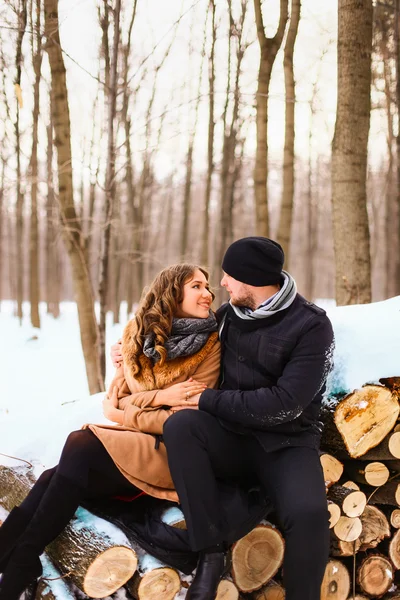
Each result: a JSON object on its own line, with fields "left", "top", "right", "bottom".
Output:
{"left": 1, "top": 296, "right": 400, "bottom": 474}
{"left": 0, "top": 300, "right": 128, "bottom": 476}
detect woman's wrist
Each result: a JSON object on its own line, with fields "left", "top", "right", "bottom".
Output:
{"left": 151, "top": 390, "right": 165, "bottom": 406}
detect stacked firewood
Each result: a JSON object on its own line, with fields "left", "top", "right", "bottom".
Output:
{"left": 1, "top": 376, "right": 400, "bottom": 599}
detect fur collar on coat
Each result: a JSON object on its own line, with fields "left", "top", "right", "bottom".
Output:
{"left": 122, "top": 318, "right": 219, "bottom": 391}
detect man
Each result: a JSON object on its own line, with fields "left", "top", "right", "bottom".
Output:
{"left": 162, "top": 237, "right": 334, "bottom": 600}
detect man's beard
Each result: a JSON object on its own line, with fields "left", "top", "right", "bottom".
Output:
{"left": 230, "top": 292, "right": 257, "bottom": 311}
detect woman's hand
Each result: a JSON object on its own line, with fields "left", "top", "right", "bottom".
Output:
{"left": 103, "top": 386, "right": 124, "bottom": 424}
{"left": 111, "top": 340, "right": 123, "bottom": 368}
{"left": 170, "top": 393, "right": 201, "bottom": 413}
{"left": 155, "top": 379, "right": 207, "bottom": 407}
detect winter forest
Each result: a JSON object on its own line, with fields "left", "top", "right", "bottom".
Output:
{"left": 0, "top": 0, "right": 399, "bottom": 394}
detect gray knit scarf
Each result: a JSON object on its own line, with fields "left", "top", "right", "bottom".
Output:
{"left": 229, "top": 271, "right": 297, "bottom": 321}
{"left": 143, "top": 313, "right": 218, "bottom": 363}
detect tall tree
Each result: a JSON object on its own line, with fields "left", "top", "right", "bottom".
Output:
{"left": 29, "top": 0, "right": 42, "bottom": 328}
{"left": 277, "top": 0, "right": 301, "bottom": 265}
{"left": 395, "top": 0, "right": 400, "bottom": 294}
{"left": 331, "top": 0, "right": 373, "bottom": 305}
{"left": 15, "top": 0, "right": 27, "bottom": 322}
{"left": 253, "top": 0, "right": 288, "bottom": 237}
{"left": 45, "top": 112, "right": 60, "bottom": 318}
{"left": 98, "top": 0, "right": 121, "bottom": 381}
{"left": 180, "top": 14, "right": 206, "bottom": 261}
{"left": 201, "top": 0, "right": 216, "bottom": 266}
{"left": 44, "top": 0, "right": 104, "bottom": 393}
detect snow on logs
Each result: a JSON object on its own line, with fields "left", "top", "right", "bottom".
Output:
{"left": 0, "top": 465, "right": 137, "bottom": 598}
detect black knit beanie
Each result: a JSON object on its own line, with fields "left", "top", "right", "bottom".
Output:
{"left": 222, "top": 236, "right": 284, "bottom": 286}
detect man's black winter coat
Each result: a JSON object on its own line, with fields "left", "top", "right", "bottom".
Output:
{"left": 199, "top": 294, "right": 334, "bottom": 452}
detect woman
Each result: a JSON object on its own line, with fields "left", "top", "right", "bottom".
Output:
{"left": 0, "top": 264, "right": 221, "bottom": 599}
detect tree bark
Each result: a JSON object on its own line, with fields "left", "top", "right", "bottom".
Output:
{"left": 15, "top": 0, "right": 28, "bottom": 322}
{"left": 98, "top": 0, "right": 121, "bottom": 381}
{"left": 277, "top": 0, "right": 301, "bottom": 265}
{"left": 44, "top": 0, "right": 103, "bottom": 393}
{"left": 253, "top": 0, "right": 288, "bottom": 237}
{"left": 331, "top": 0, "right": 373, "bottom": 305}
{"left": 201, "top": 0, "right": 216, "bottom": 267}
{"left": 395, "top": 0, "right": 400, "bottom": 296}
{"left": 29, "top": 0, "right": 42, "bottom": 329}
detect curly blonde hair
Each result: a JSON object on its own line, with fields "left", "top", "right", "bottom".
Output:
{"left": 123, "top": 264, "right": 214, "bottom": 376}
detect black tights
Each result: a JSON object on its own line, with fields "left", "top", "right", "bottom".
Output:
{"left": 19, "top": 428, "right": 140, "bottom": 523}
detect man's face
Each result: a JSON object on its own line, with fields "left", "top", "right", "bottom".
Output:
{"left": 220, "top": 272, "right": 256, "bottom": 308}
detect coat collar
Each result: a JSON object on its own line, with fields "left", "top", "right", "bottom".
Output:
{"left": 122, "top": 318, "right": 219, "bottom": 391}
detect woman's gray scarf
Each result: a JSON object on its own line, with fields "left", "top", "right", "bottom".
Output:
{"left": 143, "top": 313, "right": 218, "bottom": 363}
{"left": 230, "top": 271, "right": 297, "bottom": 320}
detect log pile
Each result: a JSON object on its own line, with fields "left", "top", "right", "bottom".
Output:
{"left": 1, "top": 377, "right": 400, "bottom": 599}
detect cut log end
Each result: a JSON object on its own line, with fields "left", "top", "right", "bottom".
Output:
{"left": 389, "top": 431, "right": 400, "bottom": 458}
{"left": 231, "top": 525, "right": 285, "bottom": 593}
{"left": 83, "top": 546, "right": 137, "bottom": 599}
{"left": 391, "top": 509, "right": 400, "bottom": 528}
{"left": 320, "top": 453, "right": 343, "bottom": 488}
{"left": 334, "top": 385, "right": 399, "bottom": 458}
{"left": 342, "top": 491, "right": 366, "bottom": 518}
{"left": 333, "top": 516, "right": 362, "bottom": 542}
{"left": 364, "top": 462, "right": 390, "bottom": 487}
{"left": 253, "top": 580, "right": 285, "bottom": 600}
{"left": 216, "top": 579, "right": 239, "bottom": 600}
{"left": 320, "top": 559, "right": 350, "bottom": 600}
{"left": 359, "top": 505, "right": 390, "bottom": 550}
{"left": 358, "top": 555, "right": 394, "bottom": 597}
{"left": 137, "top": 568, "right": 181, "bottom": 600}
{"left": 389, "top": 528, "right": 400, "bottom": 569}
{"left": 342, "top": 481, "right": 360, "bottom": 490}
{"left": 327, "top": 502, "right": 341, "bottom": 529}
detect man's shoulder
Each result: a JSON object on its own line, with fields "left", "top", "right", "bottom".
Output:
{"left": 294, "top": 294, "right": 328, "bottom": 318}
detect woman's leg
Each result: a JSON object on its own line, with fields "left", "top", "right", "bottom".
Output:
{"left": 0, "top": 467, "right": 57, "bottom": 572}
{"left": 0, "top": 429, "right": 140, "bottom": 599}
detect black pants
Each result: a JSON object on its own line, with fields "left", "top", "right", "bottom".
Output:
{"left": 19, "top": 428, "right": 140, "bottom": 528}
{"left": 163, "top": 410, "right": 329, "bottom": 600}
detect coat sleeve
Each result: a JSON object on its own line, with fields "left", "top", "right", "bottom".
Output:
{"left": 199, "top": 316, "right": 334, "bottom": 429}
{"left": 120, "top": 341, "right": 221, "bottom": 433}
{"left": 107, "top": 367, "right": 159, "bottom": 410}
{"left": 122, "top": 404, "right": 173, "bottom": 435}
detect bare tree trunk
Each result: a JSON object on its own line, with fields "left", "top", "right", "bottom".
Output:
{"left": 0, "top": 157, "right": 4, "bottom": 309}
{"left": 44, "top": 0, "right": 103, "bottom": 393}
{"left": 303, "top": 77, "right": 319, "bottom": 301}
{"left": 98, "top": 0, "right": 121, "bottom": 380}
{"left": 253, "top": 0, "right": 288, "bottom": 237}
{"left": 15, "top": 0, "right": 28, "bottom": 322}
{"left": 381, "top": 13, "right": 395, "bottom": 300}
{"left": 277, "top": 0, "right": 301, "bottom": 265}
{"left": 180, "top": 16, "right": 205, "bottom": 261}
{"left": 29, "top": 0, "right": 42, "bottom": 328}
{"left": 215, "top": 0, "right": 247, "bottom": 302}
{"left": 119, "top": 2, "right": 137, "bottom": 311}
{"left": 46, "top": 109, "right": 60, "bottom": 318}
{"left": 395, "top": 0, "right": 400, "bottom": 295}
{"left": 331, "top": 0, "right": 372, "bottom": 305}
{"left": 201, "top": 0, "right": 216, "bottom": 266}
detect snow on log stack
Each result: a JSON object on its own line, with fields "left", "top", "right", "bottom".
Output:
{"left": 1, "top": 376, "right": 400, "bottom": 599}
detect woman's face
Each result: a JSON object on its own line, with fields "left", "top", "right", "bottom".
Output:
{"left": 175, "top": 269, "right": 213, "bottom": 319}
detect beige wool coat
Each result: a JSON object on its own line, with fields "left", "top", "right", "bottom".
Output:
{"left": 88, "top": 320, "right": 221, "bottom": 503}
